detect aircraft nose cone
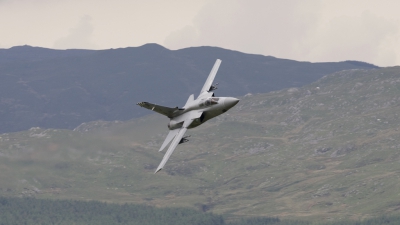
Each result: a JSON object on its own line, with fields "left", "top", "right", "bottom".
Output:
{"left": 224, "top": 97, "right": 240, "bottom": 108}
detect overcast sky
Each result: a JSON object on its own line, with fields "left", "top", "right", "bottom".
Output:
{"left": 1, "top": 0, "right": 399, "bottom": 66}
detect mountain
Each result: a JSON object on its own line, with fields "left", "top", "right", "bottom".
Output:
{"left": 0, "top": 44, "right": 378, "bottom": 133}
{"left": 0, "top": 66, "right": 399, "bottom": 221}
{"left": 0, "top": 45, "right": 94, "bottom": 64}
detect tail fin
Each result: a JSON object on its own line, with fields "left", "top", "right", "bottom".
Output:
{"left": 183, "top": 94, "right": 194, "bottom": 109}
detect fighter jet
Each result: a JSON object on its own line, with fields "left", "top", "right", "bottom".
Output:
{"left": 137, "top": 59, "right": 239, "bottom": 173}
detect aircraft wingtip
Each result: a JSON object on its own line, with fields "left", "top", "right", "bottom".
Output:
{"left": 154, "top": 168, "right": 162, "bottom": 174}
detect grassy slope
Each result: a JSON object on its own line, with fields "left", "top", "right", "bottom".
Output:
{"left": 0, "top": 67, "right": 400, "bottom": 222}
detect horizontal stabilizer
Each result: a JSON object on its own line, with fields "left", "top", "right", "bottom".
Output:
{"left": 155, "top": 118, "right": 194, "bottom": 174}
{"left": 154, "top": 127, "right": 187, "bottom": 173}
{"left": 159, "top": 129, "right": 179, "bottom": 152}
{"left": 137, "top": 102, "right": 181, "bottom": 118}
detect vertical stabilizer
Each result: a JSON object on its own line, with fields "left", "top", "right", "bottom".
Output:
{"left": 183, "top": 94, "right": 194, "bottom": 109}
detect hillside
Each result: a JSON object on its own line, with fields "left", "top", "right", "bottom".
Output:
{"left": 0, "top": 66, "right": 399, "bottom": 221}
{"left": 0, "top": 44, "right": 377, "bottom": 133}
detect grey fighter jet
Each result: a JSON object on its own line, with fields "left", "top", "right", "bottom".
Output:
{"left": 137, "top": 59, "right": 239, "bottom": 173}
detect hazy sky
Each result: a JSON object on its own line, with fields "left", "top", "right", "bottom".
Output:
{"left": 1, "top": 0, "right": 399, "bottom": 66}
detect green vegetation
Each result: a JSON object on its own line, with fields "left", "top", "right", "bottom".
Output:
{"left": 1, "top": 197, "right": 399, "bottom": 225}
{"left": 0, "top": 67, "right": 400, "bottom": 222}
{"left": 0, "top": 197, "right": 224, "bottom": 225}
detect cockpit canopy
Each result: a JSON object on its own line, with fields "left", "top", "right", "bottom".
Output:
{"left": 201, "top": 97, "right": 219, "bottom": 107}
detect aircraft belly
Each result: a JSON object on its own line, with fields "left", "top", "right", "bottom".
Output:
{"left": 203, "top": 110, "right": 223, "bottom": 122}
{"left": 189, "top": 108, "right": 224, "bottom": 128}
{"left": 187, "top": 120, "right": 201, "bottom": 129}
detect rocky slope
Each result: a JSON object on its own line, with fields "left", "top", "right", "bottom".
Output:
{"left": 0, "top": 67, "right": 399, "bottom": 222}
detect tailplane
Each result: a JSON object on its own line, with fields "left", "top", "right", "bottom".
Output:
{"left": 159, "top": 129, "right": 179, "bottom": 152}
{"left": 137, "top": 102, "right": 182, "bottom": 118}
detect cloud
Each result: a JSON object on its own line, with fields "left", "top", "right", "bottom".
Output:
{"left": 164, "top": 0, "right": 321, "bottom": 55}
{"left": 164, "top": 0, "right": 400, "bottom": 66}
{"left": 164, "top": 25, "right": 199, "bottom": 49}
{"left": 53, "top": 15, "right": 97, "bottom": 49}
{"left": 1, "top": 0, "right": 399, "bottom": 66}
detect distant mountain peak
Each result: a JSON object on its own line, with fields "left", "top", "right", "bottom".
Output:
{"left": 343, "top": 60, "right": 379, "bottom": 68}
{"left": 137, "top": 43, "right": 169, "bottom": 51}
{"left": 7, "top": 45, "right": 42, "bottom": 51}
{"left": 10, "top": 45, "right": 33, "bottom": 49}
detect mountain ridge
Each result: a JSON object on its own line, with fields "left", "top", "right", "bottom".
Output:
{"left": 0, "top": 44, "right": 378, "bottom": 133}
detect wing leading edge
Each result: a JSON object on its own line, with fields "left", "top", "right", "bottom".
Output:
{"left": 199, "top": 59, "right": 221, "bottom": 97}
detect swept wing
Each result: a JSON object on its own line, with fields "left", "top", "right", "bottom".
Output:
{"left": 198, "top": 59, "right": 221, "bottom": 98}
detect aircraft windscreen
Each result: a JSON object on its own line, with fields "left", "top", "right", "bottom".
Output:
{"left": 204, "top": 98, "right": 219, "bottom": 106}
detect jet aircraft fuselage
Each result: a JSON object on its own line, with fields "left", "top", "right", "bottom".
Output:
{"left": 137, "top": 59, "right": 239, "bottom": 173}
{"left": 168, "top": 96, "right": 239, "bottom": 130}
